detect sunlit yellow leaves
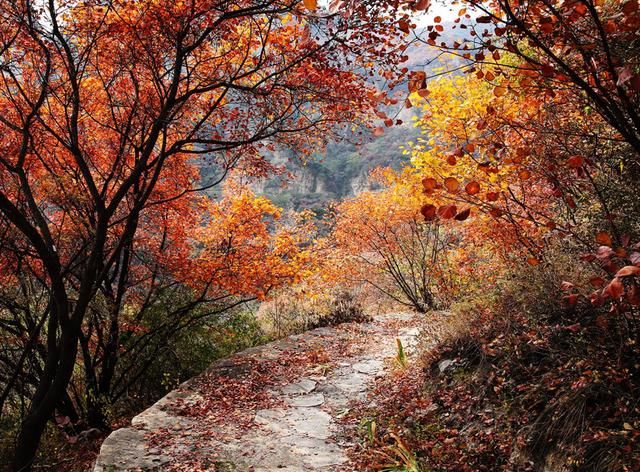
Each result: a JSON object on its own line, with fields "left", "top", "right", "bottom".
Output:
{"left": 192, "top": 183, "right": 313, "bottom": 298}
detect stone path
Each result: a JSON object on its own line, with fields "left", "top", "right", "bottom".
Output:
{"left": 94, "top": 312, "right": 421, "bottom": 471}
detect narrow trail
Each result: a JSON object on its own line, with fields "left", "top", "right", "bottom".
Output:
{"left": 94, "top": 312, "right": 421, "bottom": 471}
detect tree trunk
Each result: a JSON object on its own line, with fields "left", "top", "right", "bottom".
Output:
{"left": 13, "top": 327, "right": 79, "bottom": 472}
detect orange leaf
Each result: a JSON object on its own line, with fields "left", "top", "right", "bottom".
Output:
{"left": 527, "top": 257, "right": 540, "bottom": 266}
{"left": 408, "top": 71, "right": 427, "bottom": 93}
{"left": 465, "top": 181, "right": 480, "bottom": 195}
{"left": 518, "top": 169, "right": 531, "bottom": 180}
{"left": 373, "top": 127, "right": 384, "bottom": 137}
{"left": 422, "top": 177, "right": 437, "bottom": 192}
{"left": 444, "top": 177, "right": 459, "bottom": 192}
{"left": 595, "top": 231, "right": 612, "bottom": 247}
{"left": 303, "top": 0, "right": 317, "bottom": 10}
{"left": 493, "top": 85, "right": 507, "bottom": 97}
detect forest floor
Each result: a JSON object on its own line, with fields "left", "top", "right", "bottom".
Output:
{"left": 93, "top": 311, "right": 425, "bottom": 471}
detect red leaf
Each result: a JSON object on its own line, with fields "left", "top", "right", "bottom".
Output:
{"left": 493, "top": 85, "right": 507, "bottom": 97}
{"left": 420, "top": 204, "right": 437, "bottom": 221}
{"left": 622, "top": 0, "right": 638, "bottom": 16}
{"left": 603, "top": 277, "right": 624, "bottom": 299}
{"left": 616, "top": 266, "right": 640, "bottom": 277}
{"left": 596, "top": 231, "right": 612, "bottom": 247}
{"left": 565, "top": 323, "right": 581, "bottom": 333}
{"left": 455, "top": 208, "right": 471, "bottom": 221}
{"left": 486, "top": 191, "right": 499, "bottom": 202}
{"left": 627, "top": 284, "right": 640, "bottom": 306}
{"left": 398, "top": 19, "right": 411, "bottom": 34}
{"left": 566, "top": 155, "right": 584, "bottom": 168}
{"left": 415, "top": 0, "right": 430, "bottom": 11}
{"left": 565, "top": 294, "right": 579, "bottom": 307}
{"left": 489, "top": 207, "right": 503, "bottom": 218}
{"left": 465, "top": 181, "right": 481, "bottom": 195}
{"left": 437, "top": 204, "right": 457, "bottom": 219}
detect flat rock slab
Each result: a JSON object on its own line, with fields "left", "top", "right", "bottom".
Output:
{"left": 94, "top": 312, "right": 423, "bottom": 471}
{"left": 286, "top": 393, "right": 325, "bottom": 407}
{"left": 281, "top": 378, "right": 317, "bottom": 395}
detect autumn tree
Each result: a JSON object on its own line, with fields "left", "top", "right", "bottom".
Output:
{"left": 401, "top": 0, "right": 640, "bottom": 309}
{"left": 416, "top": 0, "right": 640, "bottom": 155}
{"left": 0, "top": 0, "right": 412, "bottom": 468}
{"left": 327, "top": 169, "right": 461, "bottom": 313}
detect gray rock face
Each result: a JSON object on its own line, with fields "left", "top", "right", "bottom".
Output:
{"left": 93, "top": 313, "right": 422, "bottom": 471}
